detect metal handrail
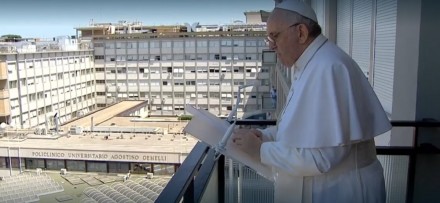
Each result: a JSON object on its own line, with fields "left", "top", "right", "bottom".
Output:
{"left": 155, "top": 142, "right": 210, "bottom": 203}
{"left": 156, "top": 119, "right": 440, "bottom": 203}
{"left": 233, "top": 119, "right": 440, "bottom": 127}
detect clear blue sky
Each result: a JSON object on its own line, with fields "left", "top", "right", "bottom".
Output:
{"left": 0, "top": 0, "right": 274, "bottom": 38}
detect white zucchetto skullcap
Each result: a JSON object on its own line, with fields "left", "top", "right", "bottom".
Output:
{"left": 275, "top": 0, "right": 317, "bottom": 23}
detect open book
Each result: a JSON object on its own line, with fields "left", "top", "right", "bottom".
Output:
{"left": 184, "top": 104, "right": 273, "bottom": 179}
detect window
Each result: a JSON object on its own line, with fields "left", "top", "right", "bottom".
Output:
{"left": 116, "top": 56, "right": 126, "bottom": 61}
{"left": 162, "top": 41, "right": 172, "bottom": 48}
{"left": 105, "top": 43, "right": 115, "bottom": 49}
{"left": 174, "top": 54, "right": 184, "bottom": 60}
{"left": 197, "top": 40, "right": 208, "bottom": 47}
{"left": 127, "top": 55, "right": 137, "bottom": 61}
{"left": 209, "top": 41, "right": 219, "bottom": 47}
{"left": 221, "top": 54, "right": 232, "bottom": 60}
{"left": 245, "top": 40, "right": 257, "bottom": 47}
{"left": 139, "top": 42, "right": 148, "bottom": 49}
{"left": 127, "top": 42, "right": 137, "bottom": 49}
{"left": 197, "top": 54, "right": 208, "bottom": 60}
{"left": 8, "top": 81, "right": 17, "bottom": 89}
{"left": 139, "top": 55, "right": 149, "bottom": 61}
{"left": 221, "top": 40, "right": 232, "bottom": 47}
{"left": 261, "top": 68, "right": 269, "bottom": 73}
{"left": 174, "top": 41, "right": 184, "bottom": 48}
{"left": 233, "top": 54, "right": 245, "bottom": 60}
{"left": 164, "top": 67, "right": 171, "bottom": 73}
{"left": 245, "top": 54, "right": 257, "bottom": 60}
{"left": 233, "top": 40, "right": 244, "bottom": 46}
{"left": 185, "top": 40, "right": 195, "bottom": 47}
{"left": 66, "top": 160, "right": 86, "bottom": 171}
{"left": 116, "top": 42, "right": 126, "bottom": 49}
{"left": 86, "top": 161, "right": 107, "bottom": 173}
{"left": 108, "top": 162, "right": 129, "bottom": 173}
{"left": 25, "top": 159, "right": 45, "bottom": 169}
{"left": 106, "top": 56, "right": 116, "bottom": 62}
{"left": 46, "top": 159, "right": 65, "bottom": 170}
{"left": 150, "top": 41, "right": 160, "bottom": 48}
{"left": 94, "top": 43, "right": 104, "bottom": 47}
{"left": 162, "top": 55, "right": 172, "bottom": 61}
{"left": 185, "top": 54, "right": 196, "bottom": 60}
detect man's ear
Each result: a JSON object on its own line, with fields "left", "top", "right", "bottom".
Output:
{"left": 298, "top": 24, "right": 310, "bottom": 44}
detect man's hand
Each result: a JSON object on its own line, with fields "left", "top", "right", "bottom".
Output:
{"left": 231, "top": 129, "right": 263, "bottom": 162}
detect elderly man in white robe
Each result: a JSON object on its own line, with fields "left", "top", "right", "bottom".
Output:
{"left": 231, "top": 0, "right": 391, "bottom": 203}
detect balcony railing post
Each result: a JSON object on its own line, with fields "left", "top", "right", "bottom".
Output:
{"left": 156, "top": 142, "right": 210, "bottom": 203}
{"left": 406, "top": 126, "right": 418, "bottom": 203}
{"left": 194, "top": 149, "right": 217, "bottom": 202}
{"left": 218, "top": 155, "right": 225, "bottom": 203}
{"left": 183, "top": 179, "right": 195, "bottom": 203}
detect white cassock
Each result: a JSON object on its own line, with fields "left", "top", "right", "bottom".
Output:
{"left": 259, "top": 35, "right": 391, "bottom": 203}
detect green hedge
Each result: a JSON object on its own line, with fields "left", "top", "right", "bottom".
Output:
{"left": 178, "top": 115, "right": 193, "bottom": 120}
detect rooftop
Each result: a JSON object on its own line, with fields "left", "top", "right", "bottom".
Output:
{"left": 1, "top": 101, "right": 198, "bottom": 154}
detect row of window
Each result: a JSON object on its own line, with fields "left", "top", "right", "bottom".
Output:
{"left": 8, "top": 56, "right": 92, "bottom": 65}
{"left": 97, "top": 91, "right": 257, "bottom": 99}
{"left": 12, "top": 93, "right": 95, "bottom": 119}
{"left": 96, "top": 66, "right": 265, "bottom": 73}
{"left": 96, "top": 53, "right": 261, "bottom": 61}
{"left": 95, "top": 39, "right": 266, "bottom": 49}
{"left": 9, "top": 81, "right": 95, "bottom": 101}
{"left": 9, "top": 69, "right": 94, "bottom": 88}
{"left": 8, "top": 56, "right": 92, "bottom": 71}
{"left": 20, "top": 89, "right": 95, "bottom": 104}
{"left": 0, "top": 157, "right": 175, "bottom": 175}
{"left": 11, "top": 104, "right": 95, "bottom": 128}
{"left": 97, "top": 79, "right": 262, "bottom": 86}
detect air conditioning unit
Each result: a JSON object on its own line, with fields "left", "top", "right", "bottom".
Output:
{"left": 146, "top": 173, "right": 154, "bottom": 179}
{"left": 60, "top": 168, "right": 67, "bottom": 175}
{"left": 69, "top": 126, "right": 83, "bottom": 135}
{"left": 34, "top": 127, "right": 47, "bottom": 135}
{"left": 36, "top": 168, "right": 42, "bottom": 175}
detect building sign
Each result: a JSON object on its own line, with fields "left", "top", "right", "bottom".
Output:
{"left": 15, "top": 149, "right": 180, "bottom": 163}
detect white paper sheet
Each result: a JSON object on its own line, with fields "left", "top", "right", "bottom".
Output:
{"left": 184, "top": 105, "right": 273, "bottom": 179}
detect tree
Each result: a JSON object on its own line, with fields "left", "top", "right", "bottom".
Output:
{"left": 1, "top": 34, "right": 22, "bottom": 42}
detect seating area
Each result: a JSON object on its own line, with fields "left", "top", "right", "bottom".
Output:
{"left": 0, "top": 172, "right": 64, "bottom": 203}
{"left": 81, "top": 177, "right": 168, "bottom": 203}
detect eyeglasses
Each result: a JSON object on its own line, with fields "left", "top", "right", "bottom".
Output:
{"left": 265, "top": 23, "right": 301, "bottom": 45}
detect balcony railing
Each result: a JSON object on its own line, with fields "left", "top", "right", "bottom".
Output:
{"left": 156, "top": 119, "right": 440, "bottom": 203}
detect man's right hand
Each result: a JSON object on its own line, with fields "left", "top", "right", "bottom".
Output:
{"left": 232, "top": 128, "right": 263, "bottom": 141}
